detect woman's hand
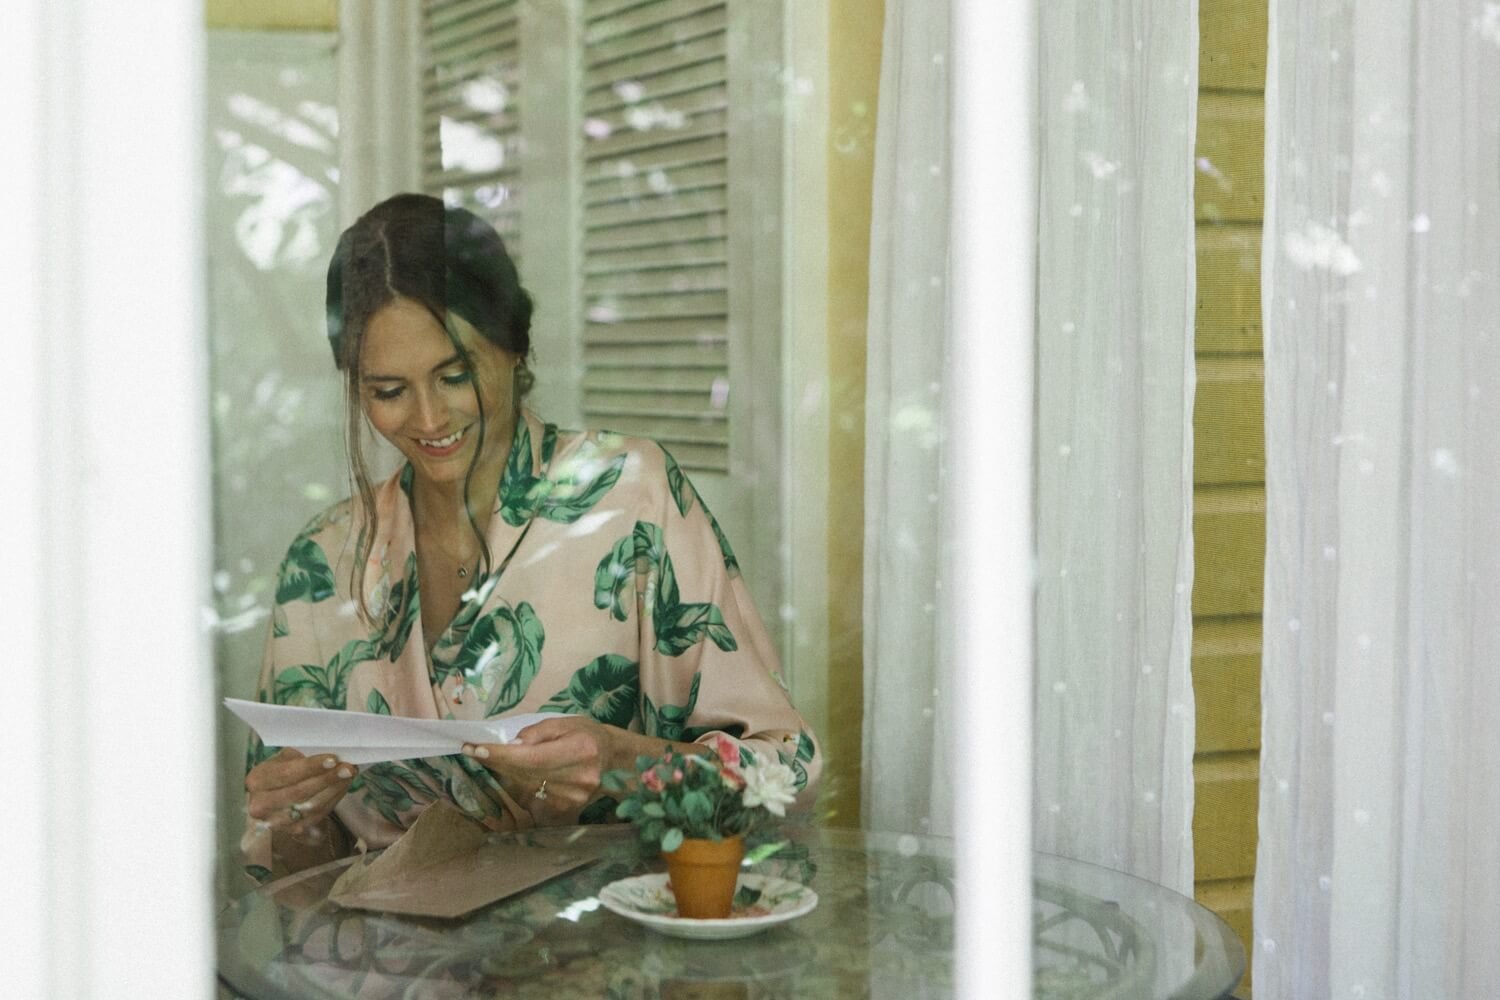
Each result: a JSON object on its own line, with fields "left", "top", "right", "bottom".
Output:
{"left": 245, "top": 748, "right": 357, "bottom": 840}
{"left": 462, "top": 716, "right": 620, "bottom": 823}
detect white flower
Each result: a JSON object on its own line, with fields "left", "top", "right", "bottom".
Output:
{"left": 740, "top": 762, "right": 798, "bottom": 817}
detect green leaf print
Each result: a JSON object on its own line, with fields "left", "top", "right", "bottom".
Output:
{"left": 663, "top": 447, "right": 695, "bottom": 518}
{"left": 594, "top": 535, "right": 637, "bottom": 621}
{"left": 539, "top": 654, "right": 641, "bottom": 729}
{"left": 274, "top": 536, "right": 336, "bottom": 604}
{"left": 540, "top": 422, "right": 559, "bottom": 466}
{"left": 498, "top": 421, "right": 544, "bottom": 526}
{"left": 367, "top": 689, "right": 392, "bottom": 715}
{"left": 538, "top": 452, "right": 627, "bottom": 523}
{"left": 594, "top": 521, "right": 735, "bottom": 656}
{"left": 681, "top": 722, "right": 746, "bottom": 743}
{"left": 777, "top": 729, "right": 817, "bottom": 790}
{"left": 650, "top": 543, "right": 737, "bottom": 657}
{"left": 460, "top": 602, "right": 546, "bottom": 715}
{"left": 272, "top": 637, "right": 375, "bottom": 709}
{"left": 374, "top": 553, "right": 420, "bottom": 661}
{"left": 661, "top": 446, "right": 740, "bottom": 577}
{"left": 271, "top": 605, "right": 289, "bottom": 639}
{"left": 502, "top": 423, "right": 627, "bottom": 526}
{"left": 349, "top": 765, "right": 415, "bottom": 827}
{"left": 642, "top": 673, "right": 701, "bottom": 741}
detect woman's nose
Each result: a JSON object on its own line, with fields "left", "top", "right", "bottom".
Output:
{"left": 412, "top": 387, "right": 447, "bottom": 432}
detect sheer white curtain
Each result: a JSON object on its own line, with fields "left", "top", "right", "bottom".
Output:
{"left": 1031, "top": 1, "right": 1199, "bottom": 891}
{"left": 861, "top": 0, "right": 955, "bottom": 837}
{"left": 336, "top": 0, "right": 422, "bottom": 223}
{"left": 1257, "top": 1, "right": 1500, "bottom": 996}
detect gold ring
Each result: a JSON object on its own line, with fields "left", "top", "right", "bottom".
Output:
{"left": 288, "top": 804, "right": 303, "bottom": 822}
{"left": 534, "top": 780, "right": 548, "bottom": 801}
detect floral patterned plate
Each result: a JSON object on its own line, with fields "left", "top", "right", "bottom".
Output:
{"left": 597, "top": 873, "right": 819, "bottom": 940}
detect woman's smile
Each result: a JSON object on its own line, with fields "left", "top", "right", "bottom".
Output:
{"left": 415, "top": 424, "right": 471, "bottom": 458}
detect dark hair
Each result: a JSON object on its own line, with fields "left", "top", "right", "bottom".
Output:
{"left": 324, "top": 193, "right": 535, "bottom": 620}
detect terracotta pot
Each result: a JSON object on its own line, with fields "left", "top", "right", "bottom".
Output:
{"left": 662, "top": 835, "right": 745, "bottom": 918}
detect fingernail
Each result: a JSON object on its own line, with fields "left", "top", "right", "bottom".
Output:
{"left": 323, "top": 758, "right": 337, "bottom": 769}
{"left": 338, "top": 767, "right": 353, "bottom": 779}
{"left": 475, "top": 746, "right": 490, "bottom": 759}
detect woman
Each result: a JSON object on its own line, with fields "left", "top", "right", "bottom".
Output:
{"left": 242, "top": 194, "right": 820, "bottom": 880}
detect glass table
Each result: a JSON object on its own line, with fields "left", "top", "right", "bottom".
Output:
{"left": 218, "top": 826, "right": 1244, "bottom": 999}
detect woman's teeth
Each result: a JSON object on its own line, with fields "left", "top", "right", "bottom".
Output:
{"left": 420, "top": 429, "right": 464, "bottom": 448}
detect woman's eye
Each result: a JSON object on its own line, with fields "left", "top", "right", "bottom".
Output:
{"left": 441, "top": 370, "right": 473, "bottom": 387}
{"left": 370, "top": 385, "right": 404, "bottom": 401}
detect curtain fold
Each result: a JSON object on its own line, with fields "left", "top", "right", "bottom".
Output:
{"left": 336, "top": 0, "right": 423, "bottom": 224}
{"left": 861, "top": 0, "right": 955, "bottom": 837}
{"left": 1030, "top": 1, "right": 1199, "bottom": 892}
{"left": 1258, "top": 1, "right": 1500, "bottom": 996}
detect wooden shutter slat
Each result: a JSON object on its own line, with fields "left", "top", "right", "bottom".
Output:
{"left": 585, "top": 5, "right": 726, "bottom": 68}
{"left": 589, "top": 84, "right": 727, "bottom": 135}
{"left": 584, "top": 367, "right": 721, "bottom": 392}
{"left": 586, "top": 0, "right": 723, "bottom": 43}
{"left": 584, "top": 187, "right": 726, "bottom": 229}
{"left": 584, "top": 58, "right": 725, "bottom": 114}
{"left": 584, "top": 262, "right": 726, "bottom": 296}
{"left": 427, "top": 0, "right": 515, "bottom": 30}
{"left": 584, "top": 213, "right": 725, "bottom": 252}
{"left": 582, "top": 135, "right": 725, "bottom": 182}
{"left": 586, "top": 165, "right": 726, "bottom": 207}
{"left": 583, "top": 113, "right": 726, "bottom": 162}
{"left": 584, "top": 242, "right": 726, "bottom": 275}
{"left": 583, "top": 33, "right": 722, "bottom": 90}
{"left": 581, "top": 317, "right": 725, "bottom": 343}
{"left": 585, "top": 341, "right": 728, "bottom": 367}
{"left": 586, "top": 290, "right": 725, "bottom": 320}
{"left": 428, "top": 6, "right": 517, "bottom": 49}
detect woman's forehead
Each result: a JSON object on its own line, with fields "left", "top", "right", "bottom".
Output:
{"left": 360, "top": 298, "right": 486, "bottom": 370}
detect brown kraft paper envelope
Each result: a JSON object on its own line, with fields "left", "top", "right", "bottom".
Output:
{"left": 328, "top": 800, "right": 608, "bottom": 919}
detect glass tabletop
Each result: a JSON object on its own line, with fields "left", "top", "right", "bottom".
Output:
{"left": 218, "top": 826, "right": 1243, "bottom": 999}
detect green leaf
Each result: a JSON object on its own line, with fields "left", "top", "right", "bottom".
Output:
{"left": 374, "top": 553, "right": 420, "bottom": 660}
{"left": 641, "top": 674, "right": 701, "bottom": 741}
{"left": 578, "top": 796, "right": 616, "bottom": 825}
{"left": 271, "top": 605, "right": 289, "bottom": 639}
{"left": 617, "top": 798, "right": 642, "bottom": 821}
{"left": 656, "top": 600, "right": 738, "bottom": 657}
{"left": 733, "top": 884, "right": 764, "bottom": 908}
{"left": 642, "top": 802, "right": 665, "bottom": 818}
{"left": 540, "top": 422, "right": 559, "bottom": 466}
{"left": 367, "top": 689, "right": 392, "bottom": 715}
{"left": 461, "top": 603, "right": 547, "bottom": 716}
{"left": 538, "top": 654, "right": 640, "bottom": 728}
{"left": 274, "top": 536, "right": 336, "bottom": 604}
{"left": 744, "top": 840, "right": 787, "bottom": 865}
{"left": 593, "top": 535, "right": 637, "bottom": 621}
{"left": 538, "top": 453, "right": 626, "bottom": 523}
{"left": 601, "top": 769, "right": 630, "bottom": 794}
{"left": 497, "top": 421, "right": 539, "bottom": 526}
{"left": 682, "top": 790, "right": 713, "bottom": 826}
{"left": 660, "top": 827, "right": 684, "bottom": 853}
{"left": 662, "top": 447, "right": 695, "bottom": 518}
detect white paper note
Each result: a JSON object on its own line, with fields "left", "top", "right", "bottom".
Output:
{"left": 224, "top": 698, "right": 564, "bottom": 765}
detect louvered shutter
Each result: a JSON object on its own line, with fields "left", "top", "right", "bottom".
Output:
{"left": 421, "top": 0, "right": 524, "bottom": 259}
{"left": 578, "top": 0, "right": 731, "bottom": 473}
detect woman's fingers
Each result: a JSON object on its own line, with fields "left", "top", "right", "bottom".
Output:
{"left": 246, "top": 750, "right": 356, "bottom": 826}
{"left": 283, "top": 777, "right": 353, "bottom": 837}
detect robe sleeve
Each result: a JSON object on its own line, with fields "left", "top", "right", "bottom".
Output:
{"left": 635, "top": 447, "right": 823, "bottom": 808}
{"left": 239, "top": 520, "right": 342, "bottom": 881}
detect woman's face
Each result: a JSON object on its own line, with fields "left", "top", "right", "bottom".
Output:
{"left": 358, "top": 296, "right": 518, "bottom": 490}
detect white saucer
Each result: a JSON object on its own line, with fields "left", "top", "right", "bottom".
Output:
{"left": 597, "top": 873, "right": 818, "bottom": 940}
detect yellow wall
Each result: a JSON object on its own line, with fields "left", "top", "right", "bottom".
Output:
{"left": 1193, "top": 0, "right": 1268, "bottom": 994}
{"left": 206, "top": 0, "right": 336, "bottom": 31}
{"left": 823, "top": 0, "right": 885, "bottom": 826}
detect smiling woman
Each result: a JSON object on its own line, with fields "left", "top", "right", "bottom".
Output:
{"left": 239, "top": 194, "right": 821, "bottom": 882}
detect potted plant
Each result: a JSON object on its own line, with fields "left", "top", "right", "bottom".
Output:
{"left": 603, "top": 734, "right": 799, "bottom": 918}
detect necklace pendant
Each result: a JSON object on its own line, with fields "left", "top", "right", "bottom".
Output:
{"left": 457, "top": 566, "right": 468, "bottom": 579}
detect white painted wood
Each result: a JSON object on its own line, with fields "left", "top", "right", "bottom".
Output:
{"left": 779, "top": 0, "right": 832, "bottom": 754}
{"left": 1, "top": 0, "right": 214, "bottom": 995}
{"left": 951, "top": 0, "right": 1036, "bottom": 996}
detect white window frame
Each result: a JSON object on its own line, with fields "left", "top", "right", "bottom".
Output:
{"left": 5, "top": 0, "right": 1035, "bottom": 995}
